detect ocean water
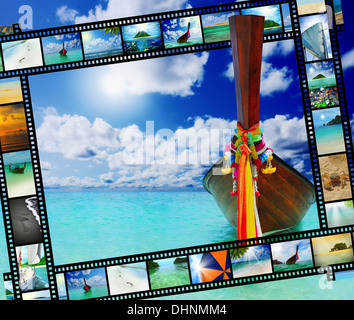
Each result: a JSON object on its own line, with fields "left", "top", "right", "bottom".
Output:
{"left": 164, "top": 40, "right": 204, "bottom": 49}
{"left": 308, "top": 77, "right": 337, "bottom": 90}
{"left": 315, "top": 124, "right": 345, "bottom": 155}
{"left": 0, "top": 130, "right": 30, "bottom": 153}
{"left": 149, "top": 262, "right": 190, "bottom": 290}
{"left": 123, "top": 37, "right": 163, "bottom": 53}
{"left": 44, "top": 49, "right": 83, "bottom": 66}
{"left": 203, "top": 25, "right": 231, "bottom": 43}
{"left": 4, "top": 162, "right": 36, "bottom": 198}
{"left": 264, "top": 26, "right": 283, "bottom": 35}
{"left": 273, "top": 259, "right": 314, "bottom": 272}
{"left": 0, "top": 190, "right": 321, "bottom": 300}
{"left": 42, "top": 191, "right": 320, "bottom": 265}
{"left": 84, "top": 49, "right": 123, "bottom": 60}
{"left": 67, "top": 285, "right": 109, "bottom": 300}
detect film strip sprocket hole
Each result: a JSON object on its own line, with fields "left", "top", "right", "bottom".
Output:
{"left": 0, "top": 0, "right": 352, "bottom": 300}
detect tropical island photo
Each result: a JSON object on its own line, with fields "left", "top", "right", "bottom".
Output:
{"left": 201, "top": 10, "right": 239, "bottom": 43}
{"left": 147, "top": 257, "right": 190, "bottom": 290}
{"left": 121, "top": 21, "right": 163, "bottom": 54}
{"left": 241, "top": 5, "right": 283, "bottom": 35}
{"left": 312, "top": 233, "right": 354, "bottom": 267}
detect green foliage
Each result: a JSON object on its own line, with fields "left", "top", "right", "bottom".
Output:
{"left": 229, "top": 247, "right": 249, "bottom": 260}
{"left": 100, "top": 27, "right": 120, "bottom": 36}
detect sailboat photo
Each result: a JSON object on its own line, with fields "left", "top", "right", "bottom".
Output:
{"left": 16, "top": 244, "right": 41, "bottom": 291}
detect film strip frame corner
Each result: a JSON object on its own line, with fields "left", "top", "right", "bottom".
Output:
{"left": 0, "top": 0, "right": 353, "bottom": 301}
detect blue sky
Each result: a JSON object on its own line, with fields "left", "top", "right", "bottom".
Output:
{"left": 230, "top": 244, "right": 271, "bottom": 263}
{"left": 312, "top": 107, "right": 341, "bottom": 128}
{"left": 82, "top": 28, "right": 122, "bottom": 54}
{"left": 241, "top": 5, "right": 282, "bottom": 26}
{"left": 0, "top": 0, "right": 353, "bottom": 191}
{"left": 41, "top": 32, "right": 82, "bottom": 55}
{"left": 66, "top": 267, "right": 107, "bottom": 288}
{"left": 271, "top": 239, "right": 313, "bottom": 262}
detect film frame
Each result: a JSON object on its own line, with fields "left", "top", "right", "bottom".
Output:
{"left": 0, "top": 0, "right": 352, "bottom": 301}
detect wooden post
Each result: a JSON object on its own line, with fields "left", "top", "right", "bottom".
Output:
{"left": 229, "top": 15, "right": 264, "bottom": 130}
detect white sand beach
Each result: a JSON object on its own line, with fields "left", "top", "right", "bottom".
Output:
{"left": 298, "top": 3, "right": 326, "bottom": 16}
{"left": 107, "top": 265, "right": 149, "bottom": 295}
{"left": 2, "top": 38, "right": 43, "bottom": 71}
{"left": 233, "top": 260, "right": 272, "bottom": 278}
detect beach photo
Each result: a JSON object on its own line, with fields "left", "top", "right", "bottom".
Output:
{"left": 1, "top": 38, "right": 43, "bottom": 71}
{"left": 41, "top": 32, "right": 83, "bottom": 66}
{"left": 0, "top": 103, "right": 30, "bottom": 153}
{"left": 2, "top": 150, "right": 36, "bottom": 198}
{"left": 56, "top": 273, "right": 68, "bottom": 300}
{"left": 189, "top": 250, "right": 231, "bottom": 284}
{"left": 147, "top": 257, "right": 190, "bottom": 290}
{"left": 201, "top": 10, "right": 239, "bottom": 43}
{"left": 22, "top": 289, "right": 51, "bottom": 300}
{"left": 300, "top": 14, "right": 332, "bottom": 62}
{"left": 306, "top": 60, "right": 337, "bottom": 92}
{"left": 312, "top": 233, "right": 354, "bottom": 267}
{"left": 122, "top": 21, "right": 163, "bottom": 54}
{"left": 271, "top": 239, "right": 314, "bottom": 272}
{"left": 333, "top": 0, "right": 344, "bottom": 25}
{"left": 0, "top": 77, "right": 23, "bottom": 105}
{"left": 319, "top": 153, "right": 351, "bottom": 202}
{"left": 66, "top": 267, "right": 109, "bottom": 300}
{"left": 15, "top": 243, "right": 49, "bottom": 292}
{"left": 312, "top": 107, "right": 345, "bottom": 155}
{"left": 4, "top": 280, "right": 14, "bottom": 300}
{"left": 107, "top": 262, "right": 150, "bottom": 295}
{"left": 297, "top": 0, "right": 326, "bottom": 16}
{"left": 281, "top": 3, "right": 293, "bottom": 33}
{"left": 9, "top": 196, "right": 42, "bottom": 246}
{"left": 241, "top": 5, "right": 283, "bottom": 35}
{"left": 162, "top": 16, "right": 203, "bottom": 49}
{"left": 230, "top": 245, "right": 273, "bottom": 278}
{"left": 326, "top": 200, "right": 354, "bottom": 228}
{"left": 82, "top": 28, "right": 123, "bottom": 60}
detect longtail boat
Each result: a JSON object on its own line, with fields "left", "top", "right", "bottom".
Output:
{"left": 177, "top": 22, "right": 191, "bottom": 43}
{"left": 203, "top": 15, "right": 316, "bottom": 236}
{"left": 59, "top": 42, "right": 67, "bottom": 56}
{"left": 9, "top": 161, "right": 26, "bottom": 174}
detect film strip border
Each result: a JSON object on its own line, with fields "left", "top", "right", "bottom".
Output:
{"left": 0, "top": 0, "right": 308, "bottom": 80}
{"left": 5, "top": 227, "right": 352, "bottom": 300}
{"left": 0, "top": 75, "right": 58, "bottom": 300}
{"left": 295, "top": 0, "right": 354, "bottom": 231}
{"left": 0, "top": 0, "right": 352, "bottom": 300}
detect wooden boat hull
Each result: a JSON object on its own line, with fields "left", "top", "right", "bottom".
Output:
{"left": 203, "top": 154, "right": 316, "bottom": 236}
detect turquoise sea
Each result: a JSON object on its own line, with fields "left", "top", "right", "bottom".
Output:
{"left": 273, "top": 259, "right": 314, "bottom": 273}
{"left": 84, "top": 48, "right": 123, "bottom": 60}
{"left": 315, "top": 124, "right": 345, "bottom": 155}
{"left": 308, "top": 77, "right": 337, "bottom": 90}
{"left": 1, "top": 190, "right": 353, "bottom": 300}
{"left": 44, "top": 49, "right": 83, "bottom": 66}
{"left": 149, "top": 262, "right": 190, "bottom": 290}
{"left": 164, "top": 40, "right": 204, "bottom": 49}
{"left": 202, "top": 25, "right": 231, "bottom": 43}
{"left": 67, "top": 285, "right": 109, "bottom": 300}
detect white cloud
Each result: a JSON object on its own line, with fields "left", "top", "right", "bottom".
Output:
{"left": 38, "top": 107, "right": 310, "bottom": 189}
{"left": 342, "top": 47, "right": 354, "bottom": 71}
{"left": 260, "top": 61, "right": 293, "bottom": 96}
{"left": 56, "top": 0, "right": 190, "bottom": 24}
{"left": 223, "top": 40, "right": 294, "bottom": 96}
{"left": 96, "top": 52, "right": 209, "bottom": 97}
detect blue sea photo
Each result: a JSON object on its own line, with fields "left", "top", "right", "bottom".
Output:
{"left": 66, "top": 267, "right": 109, "bottom": 300}
{"left": 41, "top": 32, "right": 83, "bottom": 65}
{"left": 312, "top": 107, "right": 345, "bottom": 155}
{"left": 241, "top": 5, "right": 283, "bottom": 35}
{"left": 82, "top": 28, "right": 123, "bottom": 59}
{"left": 162, "top": 16, "right": 203, "bottom": 49}
{"left": 306, "top": 60, "right": 337, "bottom": 91}
{"left": 121, "top": 21, "right": 163, "bottom": 53}
{"left": 201, "top": 10, "right": 239, "bottom": 43}
{"left": 231, "top": 245, "right": 273, "bottom": 278}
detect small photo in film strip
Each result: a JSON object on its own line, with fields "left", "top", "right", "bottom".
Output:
{"left": 0, "top": 0, "right": 353, "bottom": 303}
